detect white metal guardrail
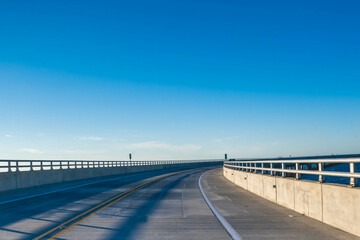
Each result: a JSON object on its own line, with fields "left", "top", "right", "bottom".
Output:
{"left": 224, "top": 156, "right": 360, "bottom": 187}
{"left": 0, "top": 159, "right": 223, "bottom": 173}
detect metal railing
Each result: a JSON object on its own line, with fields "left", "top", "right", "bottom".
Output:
{"left": 224, "top": 155, "right": 360, "bottom": 187}
{"left": 0, "top": 159, "right": 222, "bottom": 173}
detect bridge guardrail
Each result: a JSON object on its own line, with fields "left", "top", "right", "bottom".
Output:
{"left": 224, "top": 157, "right": 359, "bottom": 187}
{"left": 0, "top": 159, "right": 223, "bottom": 173}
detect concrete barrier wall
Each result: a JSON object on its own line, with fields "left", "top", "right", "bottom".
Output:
{"left": 223, "top": 167, "right": 360, "bottom": 237}
{"left": 0, "top": 162, "right": 219, "bottom": 192}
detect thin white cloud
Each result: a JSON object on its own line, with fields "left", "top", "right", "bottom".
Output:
{"left": 119, "top": 141, "right": 201, "bottom": 153}
{"left": 79, "top": 136, "right": 104, "bottom": 141}
{"left": 214, "top": 136, "right": 239, "bottom": 142}
{"left": 20, "top": 148, "right": 43, "bottom": 154}
{"left": 65, "top": 150, "right": 106, "bottom": 154}
{"left": 5, "top": 134, "right": 13, "bottom": 138}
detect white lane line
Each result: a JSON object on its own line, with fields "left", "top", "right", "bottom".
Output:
{"left": 0, "top": 171, "right": 157, "bottom": 205}
{"left": 198, "top": 171, "right": 243, "bottom": 240}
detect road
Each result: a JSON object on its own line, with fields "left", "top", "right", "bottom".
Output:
{"left": 0, "top": 167, "right": 229, "bottom": 240}
{"left": 0, "top": 167, "right": 358, "bottom": 240}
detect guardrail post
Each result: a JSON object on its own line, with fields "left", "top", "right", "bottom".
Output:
{"left": 16, "top": 161, "right": 19, "bottom": 172}
{"left": 261, "top": 163, "right": 264, "bottom": 174}
{"left": 281, "top": 163, "right": 285, "bottom": 177}
{"left": 295, "top": 163, "right": 299, "bottom": 180}
{"left": 350, "top": 162, "right": 357, "bottom": 187}
{"left": 318, "top": 163, "right": 323, "bottom": 183}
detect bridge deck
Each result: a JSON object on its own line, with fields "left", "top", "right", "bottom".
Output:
{"left": 0, "top": 167, "right": 358, "bottom": 239}
{"left": 203, "top": 168, "right": 359, "bottom": 240}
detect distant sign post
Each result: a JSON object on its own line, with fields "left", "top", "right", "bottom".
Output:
{"left": 129, "top": 153, "right": 132, "bottom": 161}
{"left": 225, "top": 154, "right": 227, "bottom": 160}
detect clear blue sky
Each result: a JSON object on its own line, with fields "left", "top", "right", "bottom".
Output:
{"left": 0, "top": 1, "right": 359, "bottom": 160}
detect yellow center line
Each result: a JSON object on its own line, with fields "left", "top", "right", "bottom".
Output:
{"left": 32, "top": 168, "right": 201, "bottom": 240}
{"left": 32, "top": 182, "right": 151, "bottom": 240}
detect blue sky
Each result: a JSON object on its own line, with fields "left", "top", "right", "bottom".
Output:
{"left": 0, "top": 1, "right": 359, "bottom": 160}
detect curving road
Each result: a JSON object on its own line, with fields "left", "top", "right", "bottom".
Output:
{"left": 0, "top": 167, "right": 358, "bottom": 240}
{"left": 0, "top": 167, "right": 229, "bottom": 240}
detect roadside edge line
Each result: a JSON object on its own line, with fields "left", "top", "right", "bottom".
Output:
{"left": 198, "top": 170, "right": 243, "bottom": 240}
{"left": 0, "top": 171, "right": 150, "bottom": 205}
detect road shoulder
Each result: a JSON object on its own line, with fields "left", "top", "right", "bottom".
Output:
{"left": 201, "top": 168, "right": 359, "bottom": 240}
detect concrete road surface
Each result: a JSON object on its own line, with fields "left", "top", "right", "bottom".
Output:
{"left": 0, "top": 167, "right": 228, "bottom": 240}
{"left": 0, "top": 167, "right": 358, "bottom": 240}
{"left": 202, "top": 168, "right": 359, "bottom": 240}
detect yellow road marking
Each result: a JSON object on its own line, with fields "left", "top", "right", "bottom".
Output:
{"left": 32, "top": 168, "right": 199, "bottom": 240}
